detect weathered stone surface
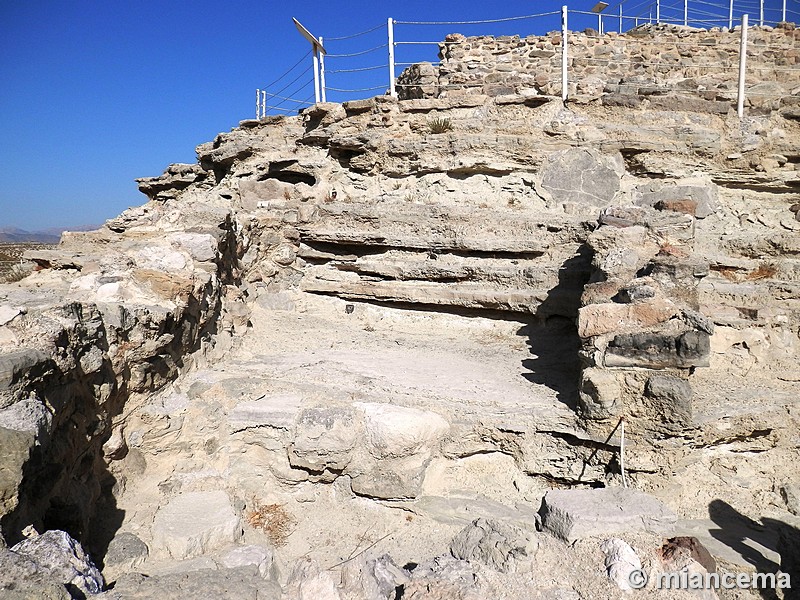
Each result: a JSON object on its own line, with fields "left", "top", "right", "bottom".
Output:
{"left": 541, "top": 148, "right": 623, "bottom": 207}
{"left": 285, "top": 558, "right": 341, "bottom": 600}
{"left": 340, "top": 554, "right": 409, "bottom": 600}
{"left": 151, "top": 491, "right": 242, "bottom": 559}
{"left": 540, "top": 488, "right": 677, "bottom": 542}
{"left": 0, "top": 349, "right": 48, "bottom": 391}
{"left": 96, "top": 566, "right": 281, "bottom": 600}
{"left": 103, "top": 532, "right": 149, "bottom": 580}
{"left": 0, "top": 398, "right": 52, "bottom": 442}
{"left": 604, "top": 329, "right": 710, "bottom": 369}
{"left": 600, "top": 538, "right": 641, "bottom": 591}
{"left": 578, "top": 368, "right": 621, "bottom": 421}
{"left": 643, "top": 374, "right": 692, "bottom": 427}
{"left": 229, "top": 394, "right": 303, "bottom": 432}
{"left": 0, "top": 547, "right": 71, "bottom": 600}
{"left": 635, "top": 181, "right": 719, "bottom": 219}
{"left": 577, "top": 300, "right": 678, "bottom": 338}
{"left": 219, "top": 544, "right": 274, "bottom": 579}
{"left": 0, "top": 427, "right": 34, "bottom": 516}
{"left": 288, "top": 407, "right": 359, "bottom": 473}
{"left": 11, "top": 530, "right": 104, "bottom": 597}
{"left": 357, "top": 403, "right": 449, "bottom": 460}
{"left": 450, "top": 518, "right": 537, "bottom": 573}
{"left": 349, "top": 452, "right": 432, "bottom": 500}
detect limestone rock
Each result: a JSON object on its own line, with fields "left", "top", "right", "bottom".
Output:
{"left": 0, "top": 547, "right": 71, "bottom": 600}
{"left": 643, "top": 374, "right": 692, "bottom": 428}
{"left": 285, "top": 558, "right": 341, "bottom": 600}
{"left": 450, "top": 518, "right": 538, "bottom": 573}
{"left": 288, "top": 406, "right": 359, "bottom": 473}
{"left": 600, "top": 538, "right": 641, "bottom": 591}
{"left": 539, "top": 487, "right": 677, "bottom": 542}
{"left": 577, "top": 300, "right": 678, "bottom": 338}
{"left": 578, "top": 368, "right": 621, "bottom": 421}
{"left": 10, "top": 530, "right": 104, "bottom": 597}
{"left": 357, "top": 402, "right": 449, "bottom": 460}
{"left": 604, "top": 329, "right": 710, "bottom": 369}
{"left": 96, "top": 566, "right": 281, "bottom": 600}
{"left": 340, "top": 554, "right": 410, "bottom": 600}
{"left": 541, "top": 148, "right": 623, "bottom": 207}
{"left": 219, "top": 544, "right": 275, "bottom": 579}
{"left": 151, "top": 490, "right": 242, "bottom": 559}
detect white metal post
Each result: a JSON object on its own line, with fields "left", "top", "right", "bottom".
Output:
{"left": 319, "top": 36, "right": 327, "bottom": 102}
{"left": 312, "top": 49, "right": 321, "bottom": 104}
{"left": 729, "top": 0, "right": 734, "bottom": 29}
{"left": 783, "top": 0, "right": 787, "bottom": 22}
{"left": 656, "top": 0, "right": 660, "bottom": 22}
{"left": 684, "top": 0, "right": 688, "bottom": 26}
{"left": 738, "top": 14, "right": 749, "bottom": 118}
{"left": 619, "top": 5, "right": 623, "bottom": 32}
{"left": 256, "top": 89, "right": 260, "bottom": 119}
{"left": 261, "top": 90, "right": 267, "bottom": 118}
{"left": 759, "top": 0, "right": 764, "bottom": 26}
{"left": 562, "top": 6, "right": 568, "bottom": 101}
{"left": 598, "top": 12, "right": 602, "bottom": 35}
{"left": 388, "top": 18, "right": 397, "bottom": 97}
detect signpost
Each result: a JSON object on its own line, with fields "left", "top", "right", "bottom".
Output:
{"left": 293, "top": 17, "right": 326, "bottom": 104}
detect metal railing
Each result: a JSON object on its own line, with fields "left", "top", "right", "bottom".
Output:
{"left": 254, "top": 0, "right": 799, "bottom": 119}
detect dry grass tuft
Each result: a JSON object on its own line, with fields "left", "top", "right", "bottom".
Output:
{"left": 745, "top": 261, "right": 778, "bottom": 281}
{"left": 427, "top": 117, "right": 453, "bottom": 134}
{"left": 246, "top": 500, "right": 295, "bottom": 546}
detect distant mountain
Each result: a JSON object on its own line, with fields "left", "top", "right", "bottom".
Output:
{"left": 0, "top": 225, "right": 99, "bottom": 244}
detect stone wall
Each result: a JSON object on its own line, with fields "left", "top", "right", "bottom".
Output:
{"left": 398, "top": 22, "right": 800, "bottom": 110}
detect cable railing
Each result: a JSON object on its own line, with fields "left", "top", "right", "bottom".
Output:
{"left": 254, "top": 1, "right": 799, "bottom": 120}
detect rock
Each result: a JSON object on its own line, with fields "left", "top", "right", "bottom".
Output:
{"left": 285, "top": 558, "right": 341, "bottom": 600}
{"left": 228, "top": 394, "right": 303, "bottom": 432}
{"left": 219, "top": 544, "right": 274, "bottom": 579}
{"left": 0, "top": 349, "right": 48, "bottom": 391}
{"left": 349, "top": 452, "right": 432, "bottom": 500}
{"left": 10, "top": 530, "right": 104, "bottom": 597}
{"left": 0, "top": 547, "right": 71, "bottom": 600}
{"left": 288, "top": 406, "right": 359, "bottom": 473}
{"left": 635, "top": 182, "right": 719, "bottom": 219}
{"left": 600, "top": 538, "right": 641, "bottom": 591}
{"left": 356, "top": 403, "right": 449, "bottom": 460}
{"left": 168, "top": 232, "right": 218, "bottom": 263}
{"left": 151, "top": 490, "right": 242, "bottom": 559}
{"left": 643, "top": 374, "right": 692, "bottom": 427}
{"left": 0, "top": 306, "right": 23, "bottom": 327}
{"left": 781, "top": 484, "right": 800, "bottom": 516}
{"left": 577, "top": 300, "right": 678, "bottom": 338}
{"left": 0, "top": 397, "right": 52, "bottom": 443}
{"left": 659, "top": 536, "right": 716, "bottom": 574}
{"left": 541, "top": 148, "right": 624, "bottom": 207}
{"left": 578, "top": 368, "right": 621, "bottom": 421}
{"left": 401, "top": 555, "right": 481, "bottom": 600}
{"left": 450, "top": 518, "right": 538, "bottom": 573}
{"left": 604, "top": 329, "right": 710, "bottom": 369}
{"left": 103, "top": 532, "right": 149, "bottom": 579}
{"left": 96, "top": 566, "right": 281, "bottom": 600}
{"left": 655, "top": 198, "right": 698, "bottom": 216}
{"left": 539, "top": 487, "right": 677, "bottom": 542}
{"left": 340, "top": 554, "right": 410, "bottom": 600}
{"left": 0, "top": 427, "right": 35, "bottom": 516}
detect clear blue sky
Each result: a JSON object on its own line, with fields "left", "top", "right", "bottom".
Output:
{"left": 0, "top": 0, "right": 790, "bottom": 231}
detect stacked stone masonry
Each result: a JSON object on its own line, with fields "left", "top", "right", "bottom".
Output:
{"left": 398, "top": 22, "right": 800, "bottom": 110}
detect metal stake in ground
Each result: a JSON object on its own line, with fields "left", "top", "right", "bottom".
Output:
{"left": 293, "top": 17, "right": 327, "bottom": 104}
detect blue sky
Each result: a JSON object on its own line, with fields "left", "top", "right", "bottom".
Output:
{"left": 0, "top": 0, "right": 791, "bottom": 231}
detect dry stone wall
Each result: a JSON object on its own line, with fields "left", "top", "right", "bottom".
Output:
{"left": 398, "top": 22, "right": 800, "bottom": 111}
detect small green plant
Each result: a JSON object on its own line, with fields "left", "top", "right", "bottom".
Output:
{"left": 427, "top": 117, "right": 453, "bottom": 134}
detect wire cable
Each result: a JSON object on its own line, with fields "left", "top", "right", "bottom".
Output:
{"left": 395, "top": 11, "right": 559, "bottom": 26}
{"left": 327, "top": 43, "right": 388, "bottom": 58}
{"left": 269, "top": 64, "right": 313, "bottom": 99}
{"left": 325, "top": 22, "right": 386, "bottom": 41}
{"left": 326, "top": 84, "right": 387, "bottom": 92}
{"left": 327, "top": 64, "right": 388, "bottom": 73}
{"left": 261, "top": 50, "right": 312, "bottom": 89}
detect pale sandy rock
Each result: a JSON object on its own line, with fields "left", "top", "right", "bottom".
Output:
{"left": 356, "top": 402, "right": 449, "bottom": 460}
{"left": 229, "top": 394, "right": 303, "bottom": 432}
{"left": 284, "top": 558, "right": 341, "bottom": 600}
{"left": 219, "top": 544, "right": 274, "bottom": 579}
{"left": 168, "top": 232, "right": 218, "bottom": 262}
{"left": 600, "top": 538, "right": 641, "bottom": 591}
{"left": 0, "top": 398, "right": 51, "bottom": 443}
{"left": 289, "top": 406, "right": 359, "bottom": 473}
{"left": 151, "top": 490, "right": 242, "bottom": 559}
{"left": 0, "top": 306, "right": 22, "bottom": 327}
{"left": 134, "top": 246, "right": 188, "bottom": 272}
{"left": 349, "top": 452, "right": 432, "bottom": 500}
{"left": 578, "top": 368, "right": 621, "bottom": 421}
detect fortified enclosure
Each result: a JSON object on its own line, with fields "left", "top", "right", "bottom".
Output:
{"left": 0, "top": 22, "right": 799, "bottom": 600}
